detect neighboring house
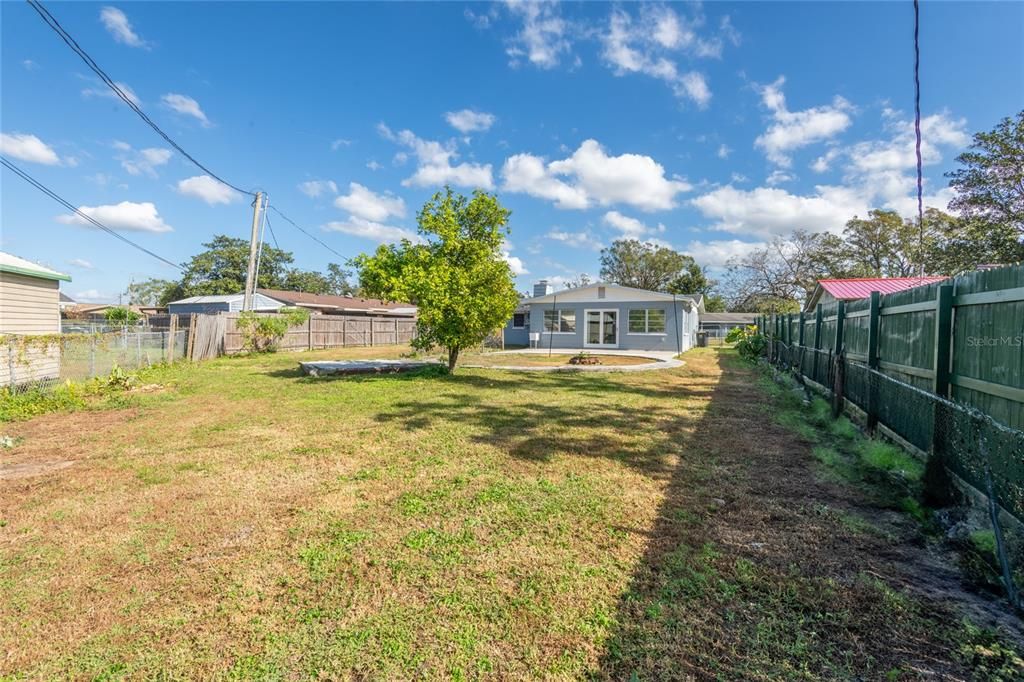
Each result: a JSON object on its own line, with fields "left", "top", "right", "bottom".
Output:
{"left": 0, "top": 251, "right": 71, "bottom": 384}
{"left": 256, "top": 288, "right": 416, "bottom": 317}
{"left": 166, "top": 293, "right": 285, "bottom": 315}
{"left": 699, "top": 312, "right": 758, "bottom": 338}
{"left": 804, "top": 277, "right": 948, "bottom": 312}
{"left": 503, "top": 281, "right": 701, "bottom": 353}
{"left": 61, "top": 302, "right": 147, "bottom": 322}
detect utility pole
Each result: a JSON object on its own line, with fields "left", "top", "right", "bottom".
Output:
{"left": 243, "top": 191, "right": 263, "bottom": 311}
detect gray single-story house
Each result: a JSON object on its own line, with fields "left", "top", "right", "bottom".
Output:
{"left": 503, "top": 281, "right": 702, "bottom": 353}
{"left": 699, "top": 312, "right": 758, "bottom": 338}
{"left": 166, "top": 293, "right": 285, "bottom": 315}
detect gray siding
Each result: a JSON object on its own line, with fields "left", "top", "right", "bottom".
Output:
{"left": 529, "top": 301, "right": 697, "bottom": 352}
{"left": 167, "top": 301, "right": 232, "bottom": 315}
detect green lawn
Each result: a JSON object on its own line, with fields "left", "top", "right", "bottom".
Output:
{"left": 1, "top": 347, "right": 1019, "bottom": 679}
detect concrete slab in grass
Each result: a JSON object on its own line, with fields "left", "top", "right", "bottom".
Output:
{"left": 300, "top": 359, "right": 441, "bottom": 377}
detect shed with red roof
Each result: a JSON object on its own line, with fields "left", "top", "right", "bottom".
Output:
{"left": 804, "top": 277, "right": 948, "bottom": 312}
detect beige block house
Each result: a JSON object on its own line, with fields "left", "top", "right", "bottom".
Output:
{"left": 0, "top": 251, "right": 71, "bottom": 384}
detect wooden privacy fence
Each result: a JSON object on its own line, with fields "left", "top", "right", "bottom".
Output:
{"left": 759, "top": 264, "right": 1024, "bottom": 524}
{"left": 759, "top": 264, "right": 1023, "bottom": 431}
{"left": 220, "top": 313, "right": 417, "bottom": 355}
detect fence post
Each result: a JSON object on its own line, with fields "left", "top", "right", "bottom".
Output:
{"left": 812, "top": 306, "right": 823, "bottom": 383}
{"left": 167, "top": 314, "right": 178, "bottom": 363}
{"left": 932, "top": 284, "right": 954, "bottom": 398}
{"left": 866, "top": 291, "right": 881, "bottom": 431}
{"left": 186, "top": 314, "right": 197, "bottom": 361}
{"left": 307, "top": 316, "right": 313, "bottom": 351}
{"left": 834, "top": 300, "right": 846, "bottom": 354}
{"left": 394, "top": 318, "right": 399, "bottom": 345}
{"left": 370, "top": 318, "right": 375, "bottom": 346}
{"left": 342, "top": 317, "right": 347, "bottom": 347}
{"left": 7, "top": 342, "right": 15, "bottom": 386}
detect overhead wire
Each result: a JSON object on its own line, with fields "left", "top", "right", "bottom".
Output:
{"left": 913, "top": 0, "right": 925, "bottom": 276}
{"left": 26, "top": 0, "right": 255, "bottom": 198}
{"left": 268, "top": 206, "right": 348, "bottom": 261}
{"left": 1, "top": 155, "right": 183, "bottom": 271}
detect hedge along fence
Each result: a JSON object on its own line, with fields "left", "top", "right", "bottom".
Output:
{"left": 219, "top": 312, "right": 417, "bottom": 355}
{"left": 758, "top": 263, "right": 1024, "bottom": 521}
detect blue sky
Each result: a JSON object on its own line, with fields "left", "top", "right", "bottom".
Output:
{"left": 2, "top": 1, "right": 1022, "bottom": 301}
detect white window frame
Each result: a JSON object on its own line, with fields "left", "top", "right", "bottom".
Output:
{"left": 627, "top": 308, "right": 668, "bottom": 335}
{"left": 543, "top": 309, "right": 577, "bottom": 334}
{"left": 511, "top": 313, "right": 527, "bottom": 329}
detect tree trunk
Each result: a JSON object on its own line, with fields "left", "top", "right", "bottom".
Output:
{"left": 447, "top": 346, "right": 459, "bottom": 372}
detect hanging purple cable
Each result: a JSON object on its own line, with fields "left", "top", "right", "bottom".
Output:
{"left": 914, "top": 0, "right": 924, "bottom": 275}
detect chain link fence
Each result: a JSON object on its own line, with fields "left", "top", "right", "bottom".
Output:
{"left": 768, "top": 336, "right": 1024, "bottom": 609}
{"left": 2, "top": 329, "right": 188, "bottom": 394}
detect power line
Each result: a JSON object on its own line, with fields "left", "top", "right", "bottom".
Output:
{"left": 268, "top": 206, "right": 347, "bottom": 261}
{"left": 264, "top": 213, "right": 280, "bottom": 250}
{"left": 1, "top": 155, "right": 183, "bottom": 271}
{"left": 26, "top": 0, "right": 350, "bottom": 268}
{"left": 913, "top": 0, "right": 924, "bottom": 276}
{"left": 26, "top": 0, "right": 254, "bottom": 198}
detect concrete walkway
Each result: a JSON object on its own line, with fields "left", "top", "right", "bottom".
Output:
{"left": 462, "top": 348, "right": 683, "bottom": 372}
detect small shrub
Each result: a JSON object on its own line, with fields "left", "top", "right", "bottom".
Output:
{"left": 104, "top": 307, "right": 142, "bottom": 325}
{"left": 730, "top": 325, "right": 766, "bottom": 361}
{"left": 237, "top": 307, "right": 310, "bottom": 353}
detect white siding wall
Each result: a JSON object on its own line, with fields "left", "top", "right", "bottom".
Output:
{"left": 0, "top": 272, "right": 62, "bottom": 383}
{"left": 0, "top": 272, "right": 61, "bottom": 334}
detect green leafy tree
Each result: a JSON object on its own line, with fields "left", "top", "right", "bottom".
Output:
{"left": 104, "top": 306, "right": 141, "bottom": 325}
{"left": 947, "top": 111, "right": 1024, "bottom": 240}
{"left": 600, "top": 239, "right": 699, "bottom": 291}
{"left": 355, "top": 187, "right": 519, "bottom": 372}
{"left": 703, "top": 294, "right": 727, "bottom": 312}
{"left": 666, "top": 260, "right": 713, "bottom": 296}
{"left": 125, "top": 278, "right": 174, "bottom": 306}
{"left": 326, "top": 263, "right": 357, "bottom": 296}
{"left": 159, "top": 235, "right": 352, "bottom": 303}
{"left": 841, "top": 209, "right": 929, "bottom": 277}
{"left": 236, "top": 307, "right": 310, "bottom": 353}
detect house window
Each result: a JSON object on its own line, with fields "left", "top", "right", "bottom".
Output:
{"left": 543, "top": 309, "right": 576, "bottom": 333}
{"left": 628, "top": 308, "right": 667, "bottom": 334}
{"left": 512, "top": 313, "right": 526, "bottom": 329}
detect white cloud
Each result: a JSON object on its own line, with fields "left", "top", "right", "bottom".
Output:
{"left": 765, "top": 169, "right": 795, "bottom": 186}
{"left": 730, "top": 172, "right": 749, "bottom": 184}
{"left": 298, "top": 180, "right": 338, "bottom": 198}
{"left": 115, "top": 143, "right": 172, "bottom": 177}
{"left": 599, "top": 5, "right": 734, "bottom": 106}
{"left": 161, "top": 93, "right": 210, "bottom": 127}
{"left": 603, "top": 210, "right": 665, "bottom": 239}
{"left": 378, "top": 123, "right": 493, "bottom": 189}
{"left": 717, "top": 144, "right": 732, "bottom": 159}
{"left": 810, "top": 148, "right": 842, "bottom": 173}
{"left": 67, "top": 258, "right": 94, "bottom": 269}
{"left": 445, "top": 109, "right": 496, "bottom": 133}
{"left": 331, "top": 138, "right": 352, "bottom": 151}
{"left": 502, "top": 251, "right": 529, "bottom": 275}
{"left": 22, "top": 59, "right": 39, "bottom": 71}
{"left": 176, "top": 175, "right": 238, "bottom": 205}
{"left": 334, "top": 183, "right": 406, "bottom": 222}
{"left": 502, "top": 139, "right": 690, "bottom": 211}
{"left": 323, "top": 217, "right": 422, "bottom": 244}
{"left": 846, "top": 111, "right": 969, "bottom": 174}
{"left": 100, "top": 6, "right": 149, "bottom": 48}
{"left": 366, "top": 160, "right": 383, "bottom": 171}
{"left": 692, "top": 184, "right": 867, "bottom": 239}
{"left": 57, "top": 201, "right": 173, "bottom": 233}
{"left": 73, "top": 289, "right": 115, "bottom": 302}
{"left": 504, "top": 0, "right": 571, "bottom": 69}
{"left": 546, "top": 229, "right": 605, "bottom": 251}
{"left": 82, "top": 80, "right": 141, "bottom": 108}
{"left": 754, "top": 76, "right": 853, "bottom": 167}
{"left": 0, "top": 132, "right": 63, "bottom": 166}
{"left": 682, "top": 239, "right": 765, "bottom": 268}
